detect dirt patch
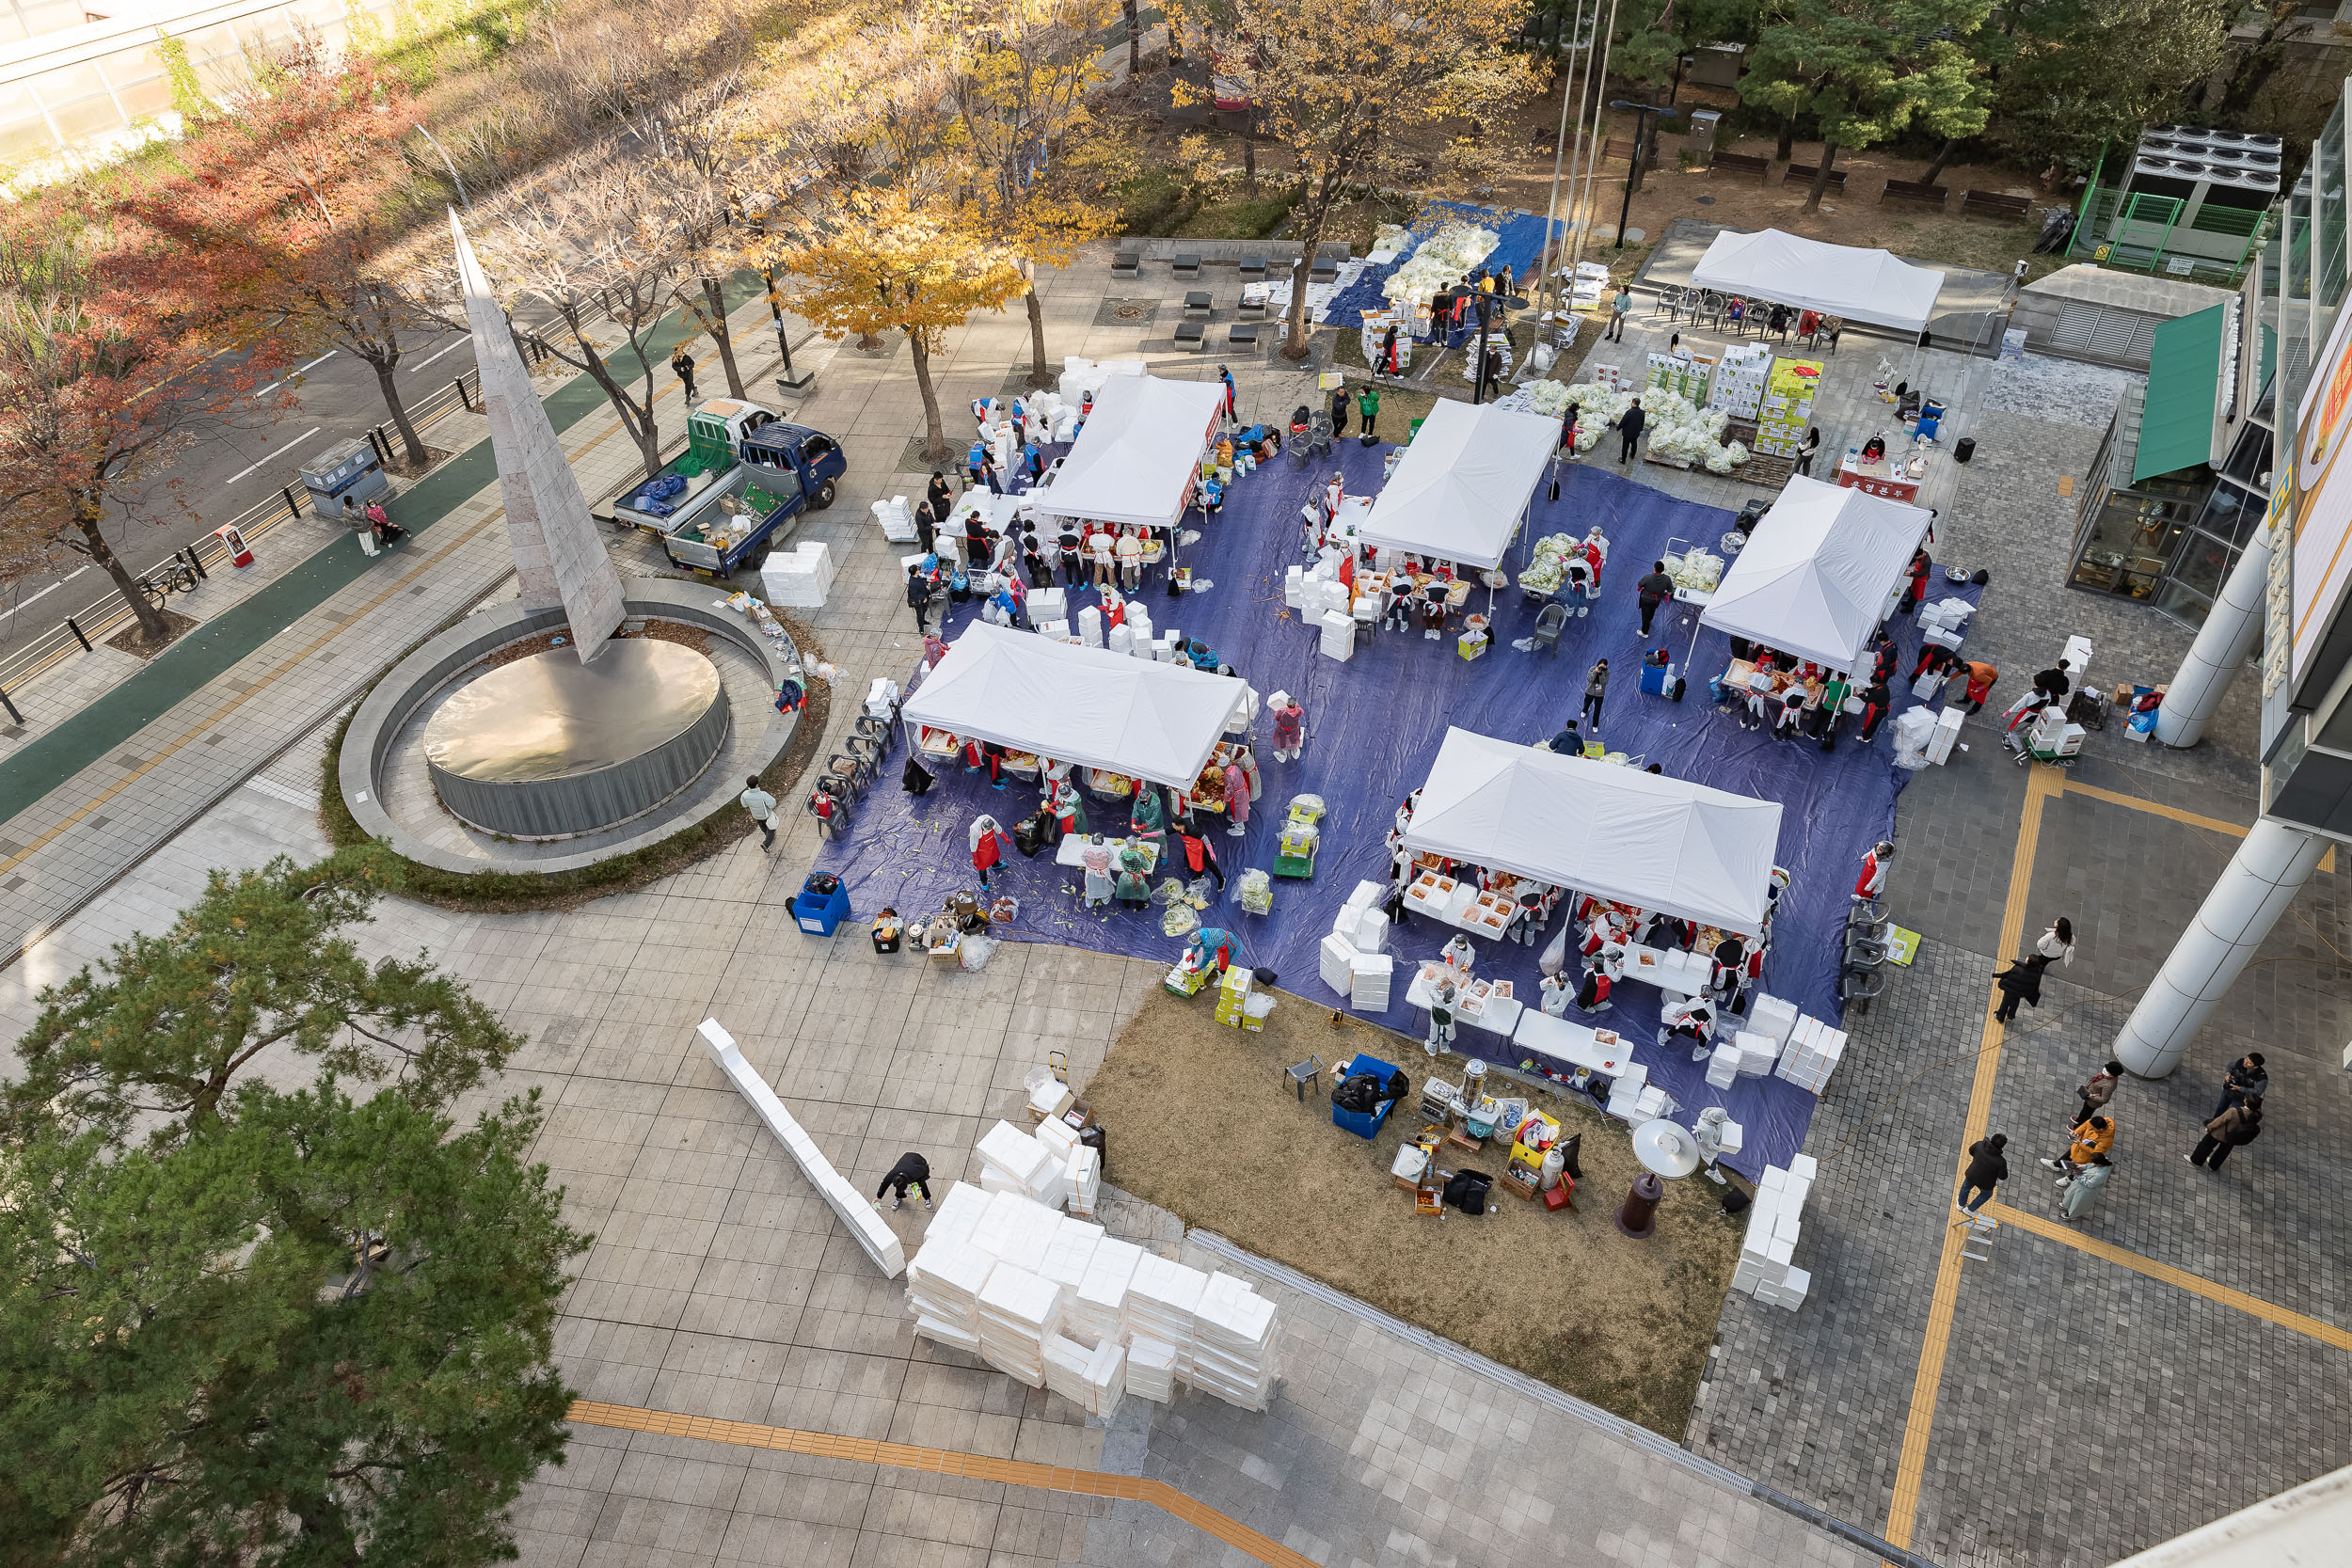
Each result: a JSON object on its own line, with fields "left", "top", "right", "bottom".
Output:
{"left": 105, "top": 606, "right": 200, "bottom": 657}
{"left": 380, "top": 445, "right": 453, "bottom": 479}
{"left": 1084, "top": 985, "right": 1743, "bottom": 1436}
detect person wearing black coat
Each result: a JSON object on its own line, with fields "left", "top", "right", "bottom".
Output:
{"left": 1992, "top": 953, "right": 2052, "bottom": 1022}
{"left": 1958, "top": 1133, "right": 2008, "bottom": 1212}
{"left": 1616, "top": 399, "right": 1647, "bottom": 466}
{"left": 874, "top": 1151, "right": 932, "bottom": 1209}
{"left": 913, "top": 499, "right": 937, "bottom": 556}
{"left": 927, "top": 470, "right": 955, "bottom": 520}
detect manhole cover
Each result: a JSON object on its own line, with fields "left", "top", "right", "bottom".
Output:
{"left": 1114, "top": 303, "right": 1148, "bottom": 320}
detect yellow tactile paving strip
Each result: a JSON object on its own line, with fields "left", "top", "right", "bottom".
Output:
{"left": 564, "top": 1401, "right": 1319, "bottom": 1568}
{"left": 2062, "top": 780, "right": 2335, "bottom": 872}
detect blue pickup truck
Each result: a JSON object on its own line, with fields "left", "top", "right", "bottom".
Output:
{"left": 609, "top": 401, "right": 848, "bottom": 578}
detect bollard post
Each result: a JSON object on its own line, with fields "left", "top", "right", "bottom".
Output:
{"left": 0, "top": 686, "right": 20, "bottom": 724}
{"left": 455, "top": 374, "right": 472, "bottom": 412}
{"left": 284, "top": 483, "right": 304, "bottom": 517}
{"left": 183, "top": 546, "right": 208, "bottom": 579}
{"left": 67, "top": 617, "right": 91, "bottom": 652}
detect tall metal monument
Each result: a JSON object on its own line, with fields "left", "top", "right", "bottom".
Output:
{"left": 450, "top": 209, "right": 625, "bottom": 660}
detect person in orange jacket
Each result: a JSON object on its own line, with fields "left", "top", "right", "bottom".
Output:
{"left": 2041, "top": 1115, "right": 2114, "bottom": 1182}
{"left": 1963, "top": 659, "right": 2000, "bottom": 714}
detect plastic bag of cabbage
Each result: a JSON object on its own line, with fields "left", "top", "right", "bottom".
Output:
{"left": 1516, "top": 381, "right": 1750, "bottom": 473}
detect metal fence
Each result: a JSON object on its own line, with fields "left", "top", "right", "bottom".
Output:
{"left": 0, "top": 359, "right": 499, "bottom": 725}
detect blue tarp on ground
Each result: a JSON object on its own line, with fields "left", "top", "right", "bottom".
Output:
{"left": 814, "top": 437, "right": 1976, "bottom": 1180}
{"left": 1322, "top": 202, "right": 1565, "bottom": 343}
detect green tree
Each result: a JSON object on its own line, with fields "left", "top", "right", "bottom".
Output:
{"left": 1988, "top": 0, "right": 2231, "bottom": 174}
{"left": 0, "top": 1082, "right": 587, "bottom": 1566}
{"left": 1739, "top": 0, "right": 1994, "bottom": 212}
{"left": 4, "top": 845, "right": 517, "bottom": 1148}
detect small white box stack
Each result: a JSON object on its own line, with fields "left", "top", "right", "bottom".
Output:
{"left": 1926, "top": 705, "right": 1964, "bottom": 766}
{"left": 977, "top": 1264, "right": 1064, "bottom": 1386}
{"left": 1350, "top": 954, "right": 1393, "bottom": 1010}
{"left": 1037, "top": 1214, "right": 1103, "bottom": 1301}
{"left": 1733, "top": 1030, "right": 1780, "bottom": 1076}
{"left": 1125, "top": 1337, "right": 1179, "bottom": 1402}
{"left": 1073, "top": 1235, "right": 1144, "bottom": 1343}
{"left": 1775, "top": 1015, "right": 1848, "bottom": 1095}
{"left": 1733, "top": 1157, "right": 1816, "bottom": 1309}
{"left": 1027, "top": 586, "right": 1068, "bottom": 623}
{"left": 904, "top": 1238, "right": 993, "bottom": 1353}
{"left": 1706, "top": 1039, "right": 1741, "bottom": 1089}
{"left": 1745, "top": 992, "right": 1800, "bottom": 1050}
{"left": 1042, "top": 1333, "right": 1093, "bottom": 1404}
{"left": 1320, "top": 933, "right": 1359, "bottom": 996}
{"left": 1066, "top": 1146, "right": 1102, "bottom": 1216}
{"left": 1077, "top": 605, "right": 1104, "bottom": 647}
{"left": 760, "top": 541, "right": 835, "bottom": 609}
{"left": 1108, "top": 623, "right": 1135, "bottom": 657}
{"left": 1319, "top": 609, "right": 1356, "bottom": 661}
{"left": 977, "top": 1119, "right": 1062, "bottom": 1205}
{"left": 1351, "top": 907, "right": 1390, "bottom": 953}
{"left": 1284, "top": 564, "right": 1308, "bottom": 609}
{"left": 1127, "top": 1254, "right": 1208, "bottom": 1378}
{"left": 873, "top": 496, "right": 917, "bottom": 542}
{"left": 1189, "top": 1272, "right": 1280, "bottom": 1410}
{"left": 1125, "top": 602, "right": 1153, "bottom": 649}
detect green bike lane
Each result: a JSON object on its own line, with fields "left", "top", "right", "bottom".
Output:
{"left": 0, "top": 293, "right": 753, "bottom": 830}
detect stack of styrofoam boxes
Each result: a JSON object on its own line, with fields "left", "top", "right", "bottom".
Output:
{"left": 977, "top": 1262, "right": 1063, "bottom": 1387}
{"left": 1125, "top": 1336, "right": 1178, "bottom": 1402}
{"left": 1072, "top": 1235, "right": 1143, "bottom": 1343}
{"left": 1036, "top": 1212, "right": 1102, "bottom": 1323}
{"left": 1350, "top": 952, "right": 1393, "bottom": 1011}
{"left": 1327, "top": 881, "right": 1392, "bottom": 1009}
{"left": 864, "top": 677, "right": 901, "bottom": 722}
{"left": 977, "top": 1120, "right": 1065, "bottom": 1208}
{"left": 904, "top": 1233, "right": 994, "bottom": 1355}
{"left": 1035, "top": 1115, "right": 1087, "bottom": 1215}
{"left": 1917, "top": 596, "right": 1973, "bottom": 653}
{"left": 1319, "top": 608, "right": 1356, "bottom": 662}
{"left": 1077, "top": 604, "right": 1104, "bottom": 648}
{"left": 1926, "top": 705, "right": 1964, "bottom": 766}
{"left": 1775, "top": 1014, "right": 1848, "bottom": 1095}
{"left": 1125, "top": 601, "right": 1154, "bottom": 654}
{"left": 1732, "top": 1029, "right": 1780, "bottom": 1078}
{"left": 1705, "top": 1039, "right": 1741, "bottom": 1090}
{"left": 1733, "top": 1155, "right": 1816, "bottom": 1310}
{"left": 1320, "top": 932, "right": 1358, "bottom": 998}
{"left": 872, "top": 496, "right": 917, "bottom": 542}
{"left": 1188, "top": 1272, "right": 1280, "bottom": 1411}
{"left": 760, "top": 540, "right": 835, "bottom": 609}
{"left": 1126, "top": 1253, "right": 1206, "bottom": 1390}
{"left": 1042, "top": 1333, "right": 1126, "bottom": 1418}
{"left": 1746, "top": 993, "right": 1799, "bottom": 1052}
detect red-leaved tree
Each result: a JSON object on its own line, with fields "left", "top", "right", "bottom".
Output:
{"left": 115, "top": 43, "right": 445, "bottom": 468}
{"left": 0, "top": 197, "right": 287, "bottom": 646}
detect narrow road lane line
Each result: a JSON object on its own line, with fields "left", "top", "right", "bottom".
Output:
{"left": 254, "top": 351, "right": 338, "bottom": 398}
{"left": 221, "top": 427, "right": 322, "bottom": 486}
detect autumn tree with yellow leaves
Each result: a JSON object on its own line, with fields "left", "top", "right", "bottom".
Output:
{"left": 775, "top": 188, "right": 1026, "bottom": 463}
{"left": 1193, "top": 0, "right": 1538, "bottom": 357}
{"left": 946, "top": 0, "right": 1132, "bottom": 388}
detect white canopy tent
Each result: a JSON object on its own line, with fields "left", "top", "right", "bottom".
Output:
{"left": 1689, "top": 229, "right": 1947, "bottom": 334}
{"left": 1400, "top": 728, "right": 1784, "bottom": 935}
{"left": 1696, "top": 475, "right": 1933, "bottom": 674}
{"left": 1021, "top": 373, "right": 1225, "bottom": 531}
{"left": 899, "top": 623, "right": 1244, "bottom": 789}
{"left": 1356, "top": 399, "right": 1559, "bottom": 570}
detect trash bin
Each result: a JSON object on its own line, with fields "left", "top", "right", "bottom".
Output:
{"left": 1954, "top": 436, "right": 1977, "bottom": 464}
{"left": 792, "top": 873, "right": 850, "bottom": 936}
{"left": 298, "top": 436, "right": 389, "bottom": 516}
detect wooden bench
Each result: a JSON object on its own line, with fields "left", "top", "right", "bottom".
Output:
{"left": 1783, "top": 164, "right": 1849, "bottom": 194}
{"left": 1961, "top": 189, "right": 2031, "bottom": 221}
{"left": 1881, "top": 179, "right": 1948, "bottom": 209}
{"left": 1602, "top": 138, "right": 1638, "bottom": 162}
{"left": 1709, "top": 151, "right": 1771, "bottom": 184}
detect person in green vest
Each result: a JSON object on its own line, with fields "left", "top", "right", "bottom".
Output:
{"left": 1356, "top": 384, "right": 1381, "bottom": 443}
{"left": 1814, "top": 669, "right": 1853, "bottom": 751}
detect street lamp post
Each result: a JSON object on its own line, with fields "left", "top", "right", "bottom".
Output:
{"left": 1608, "top": 101, "right": 1670, "bottom": 248}
{"left": 744, "top": 195, "right": 814, "bottom": 393}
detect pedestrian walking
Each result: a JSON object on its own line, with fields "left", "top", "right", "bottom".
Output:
{"left": 2036, "top": 917, "right": 2076, "bottom": 965}
{"left": 671, "top": 345, "right": 698, "bottom": 404}
{"left": 2072, "top": 1059, "right": 2122, "bottom": 1129}
{"left": 1635, "top": 560, "right": 1674, "bottom": 637}
{"left": 739, "top": 774, "right": 779, "bottom": 849}
{"left": 1357, "top": 384, "right": 1380, "bottom": 442}
{"left": 873, "top": 1151, "right": 933, "bottom": 1210}
{"left": 1581, "top": 658, "right": 1609, "bottom": 731}
{"left": 2040, "top": 1114, "right": 2113, "bottom": 1182}
{"left": 2187, "top": 1095, "right": 2262, "bottom": 1172}
{"left": 1958, "top": 1133, "right": 2008, "bottom": 1212}
{"left": 1560, "top": 403, "right": 1580, "bottom": 459}
{"left": 1219, "top": 364, "right": 1238, "bottom": 424}
{"left": 1992, "top": 953, "right": 2051, "bottom": 1022}
{"left": 906, "top": 564, "right": 933, "bottom": 634}
{"left": 2210, "top": 1053, "right": 2267, "bottom": 1119}
{"left": 1793, "top": 427, "right": 1820, "bottom": 478}
{"left": 1607, "top": 284, "right": 1631, "bottom": 342}
{"left": 1615, "top": 398, "right": 1646, "bottom": 466}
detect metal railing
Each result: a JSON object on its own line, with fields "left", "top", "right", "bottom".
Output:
{"left": 0, "top": 357, "right": 507, "bottom": 725}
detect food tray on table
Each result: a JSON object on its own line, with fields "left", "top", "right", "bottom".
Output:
{"left": 1082, "top": 768, "right": 1136, "bottom": 799}
{"left": 917, "top": 726, "right": 962, "bottom": 759}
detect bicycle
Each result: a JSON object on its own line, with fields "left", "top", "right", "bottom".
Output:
{"left": 136, "top": 561, "right": 199, "bottom": 610}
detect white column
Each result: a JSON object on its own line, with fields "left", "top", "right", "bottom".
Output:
{"left": 2154, "top": 522, "right": 2271, "bottom": 747}
{"left": 2113, "top": 818, "right": 2326, "bottom": 1076}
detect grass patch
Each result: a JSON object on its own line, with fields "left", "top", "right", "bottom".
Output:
{"left": 319, "top": 616, "right": 829, "bottom": 912}
{"left": 1174, "top": 190, "right": 1299, "bottom": 240}
{"left": 1084, "top": 985, "right": 1743, "bottom": 1437}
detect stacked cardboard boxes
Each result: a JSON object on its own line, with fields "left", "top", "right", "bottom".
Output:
{"left": 1708, "top": 343, "right": 1772, "bottom": 420}
{"left": 1775, "top": 1015, "right": 1848, "bottom": 1095}
{"left": 1753, "top": 356, "right": 1822, "bottom": 457}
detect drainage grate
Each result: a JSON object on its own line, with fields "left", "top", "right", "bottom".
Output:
{"left": 1093, "top": 297, "right": 1159, "bottom": 328}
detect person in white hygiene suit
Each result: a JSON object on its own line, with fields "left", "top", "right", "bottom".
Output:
{"left": 1539, "top": 970, "right": 1574, "bottom": 1019}
{"left": 1661, "top": 994, "right": 1718, "bottom": 1061}
{"left": 1425, "top": 977, "right": 1458, "bottom": 1057}
{"left": 1438, "top": 933, "right": 1476, "bottom": 974}
{"left": 1692, "top": 1106, "right": 1732, "bottom": 1184}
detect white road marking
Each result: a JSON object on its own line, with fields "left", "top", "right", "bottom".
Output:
{"left": 221, "top": 427, "right": 323, "bottom": 486}
{"left": 407, "top": 337, "right": 470, "bottom": 372}
{"left": 254, "top": 350, "right": 339, "bottom": 398}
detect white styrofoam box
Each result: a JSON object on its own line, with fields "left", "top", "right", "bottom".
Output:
{"left": 1125, "top": 1336, "right": 1178, "bottom": 1402}
{"left": 1760, "top": 1164, "right": 1786, "bottom": 1191}
{"left": 1733, "top": 1030, "right": 1778, "bottom": 1075}
{"left": 927, "top": 1182, "right": 991, "bottom": 1249}
{"left": 1789, "top": 1152, "right": 1819, "bottom": 1181}
{"left": 1717, "top": 1117, "right": 1744, "bottom": 1154}
{"left": 1330, "top": 902, "right": 1363, "bottom": 942}
{"left": 1084, "top": 1338, "right": 1127, "bottom": 1418}
{"left": 1746, "top": 993, "right": 1799, "bottom": 1049}
{"left": 915, "top": 1314, "right": 981, "bottom": 1354}
{"left": 864, "top": 677, "right": 900, "bottom": 721}
{"left": 1633, "top": 1084, "right": 1670, "bottom": 1118}
{"left": 1926, "top": 704, "right": 1964, "bottom": 766}
{"left": 977, "top": 1262, "right": 1062, "bottom": 1328}
{"left": 1284, "top": 564, "right": 1307, "bottom": 607}
{"left": 1731, "top": 1262, "right": 1765, "bottom": 1293}
{"left": 1352, "top": 908, "right": 1390, "bottom": 953}
{"left": 1706, "top": 1040, "right": 1741, "bottom": 1089}
{"left": 1765, "top": 1236, "right": 1796, "bottom": 1267}
{"left": 977, "top": 1121, "right": 1053, "bottom": 1188}
{"left": 1772, "top": 1266, "right": 1811, "bottom": 1309}
{"left": 1344, "top": 879, "right": 1384, "bottom": 914}
{"left": 1349, "top": 953, "right": 1393, "bottom": 1009}
{"left": 1035, "top": 1117, "right": 1079, "bottom": 1160}
{"left": 1073, "top": 1235, "right": 1143, "bottom": 1337}
{"left": 1320, "top": 933, "right": 1359, "bottom": 996}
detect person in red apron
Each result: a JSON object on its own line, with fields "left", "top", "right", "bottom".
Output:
{"left": 969, "top": 814, "right": 1012, "bottom": 888}
{"left": 1855, "top": 840, "right": 1895, "bottom": 902}
{"left": 1173, "top": 822, "right": 1224, "bottom": 892}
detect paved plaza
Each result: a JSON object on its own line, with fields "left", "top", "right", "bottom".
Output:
{"left": 0, "top": 238, "right": 2344, "bottom": 1568}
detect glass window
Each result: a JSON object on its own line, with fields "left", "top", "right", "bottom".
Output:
{"left": 2168, "top": 529, "right": 2235, "bottom": 604}
{"left": 2153, "top": 578, "right": 2216, "bottom": 626}
{"left": 2199, "top": 478, "right": 2268, "bottom": 547}
{"left": 2222, "top": 422, "right": 2272, "bottom": 488}
{"left": 2072, "top": 489, "right": 2196, "bottom": 601}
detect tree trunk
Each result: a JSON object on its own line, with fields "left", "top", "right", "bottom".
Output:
{"left": 1024, "top": 274, "right": 1052, "bottom": 390}
{"left": 700, "top": 276, "right": 746, "bottom": 399}
{"left": 1921, "top": 137, "right": 1959, "bottom": 185}
{"left": 1280, "top": 253, "right": 1312, "bottom": 360}
{"left": 79, "top": 506, "right": 167, "bottom": 642}
{"left": 570, "top": 337, "right": 663, "bottom": 479}
{"left": 1123, "top": 0, "right": 1138, "bottom": 76}
{"left": 1244, "top": 114, "right": 1258, "bottom": 195}
{"left": 1775, "top": 117, "right": 1795, "bottom": 162}
{"left": 367, "top": 355, "right": 431, "bottom": 468}
{"left": 910, "top": 334, "right": 952, "bottom": 463}
{"left": 1802, "top": 142, "right": 1838, "bottom": 214}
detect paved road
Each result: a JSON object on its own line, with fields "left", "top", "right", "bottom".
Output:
{"left": 0, "top": 325, "right": 485, "bottom": 664}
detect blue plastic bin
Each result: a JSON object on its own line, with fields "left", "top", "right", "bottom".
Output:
{"left": 792, "top": 875, "right": 851, "bottom": 936}
{"left": 1330, "top": 1053, "right": 1403, "bottom": 1141}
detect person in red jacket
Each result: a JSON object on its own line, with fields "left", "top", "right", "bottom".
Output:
{"left": 1899, "top": 546, "right": 1932, "bottom": 614}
